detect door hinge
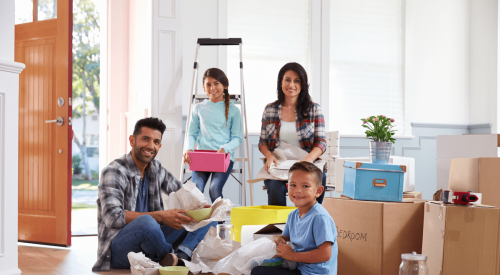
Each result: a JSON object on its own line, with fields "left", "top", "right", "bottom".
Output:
{"left": 69, "top": 97, "right": 72, "bottom": 106}
{"left": 68, "top": 117, "right": 72, "bottom": 125}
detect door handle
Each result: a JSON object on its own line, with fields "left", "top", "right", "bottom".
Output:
{"left": 45, "top": 116, "right": 64, "bottom": 126}
{"left": 373, "top": 178, "right": 387, "bottom": 187}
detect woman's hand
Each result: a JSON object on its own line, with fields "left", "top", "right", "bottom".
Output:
{"left": 265, "top": 154, "right": 278, "bottom": 173}
{"left": 217, "top": 148, "right": 226, "bottom": 154}
{"left": 183, "top": 150, "right": 193, "bottom": 165}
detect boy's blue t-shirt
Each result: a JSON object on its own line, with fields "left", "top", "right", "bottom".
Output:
{"left": 283, "top": 203, "right": 338, "bottom": 275}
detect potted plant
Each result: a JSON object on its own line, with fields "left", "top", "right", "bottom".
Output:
{"left": 361, "top": 115, "right": 396, "bottom": 164}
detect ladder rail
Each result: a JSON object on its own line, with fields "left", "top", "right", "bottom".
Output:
{"left": 180, "top": 44, "right": 200, "bottom": 182}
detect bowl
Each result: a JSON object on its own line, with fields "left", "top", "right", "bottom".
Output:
{"left": 186, "top": 207, "right": 213, "bottom": 222}
{"left": 159, "top": 266, "right": 189, "bottom": 275}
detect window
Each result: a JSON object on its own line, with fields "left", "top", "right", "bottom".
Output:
{"left": 329, "top": 0, "right": 404, "bottom": 135}
{"left": 15, "top": 0, "right": 57, "bottom": 24}
{"left": 227, "top": 0, "right": 311, "bottom": 134}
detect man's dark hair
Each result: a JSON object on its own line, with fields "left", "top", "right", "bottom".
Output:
{"left": 289, "top": 161, "right": 322, "bottom": 187}
{"left": 133, "top": 117, "right": 166, "bottom": 137}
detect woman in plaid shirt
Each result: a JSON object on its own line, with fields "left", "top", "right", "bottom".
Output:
{"left": 259, "top": 62, "right": 327, "bottom": 206}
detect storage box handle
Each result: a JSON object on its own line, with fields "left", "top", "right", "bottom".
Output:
{"left": 373, "top": 179, "right": 387, "bottom": 187}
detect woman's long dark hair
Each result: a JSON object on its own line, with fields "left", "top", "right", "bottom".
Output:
{"left": 273, "top": 62, "right": 312, "bottom": 120}
{"left": 203, "top": 68, "right": 230, "bottom": 126}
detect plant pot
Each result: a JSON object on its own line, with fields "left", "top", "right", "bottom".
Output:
{"left": 369, "top": 141, "right": 392, "bottom": 164}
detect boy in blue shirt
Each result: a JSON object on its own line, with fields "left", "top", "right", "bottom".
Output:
{"left": 252, "top": 161, "right": 338, "bottom": 275}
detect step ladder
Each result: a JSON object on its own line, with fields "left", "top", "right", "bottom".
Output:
{"left": 179, "top": 38, "right": 253, "bottom": 206}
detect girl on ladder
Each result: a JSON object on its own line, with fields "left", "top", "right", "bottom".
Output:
{"left": 183, "top": 68, "right": 242, "bottom": 203}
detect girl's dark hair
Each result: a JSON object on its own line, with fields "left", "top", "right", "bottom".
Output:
{"left": 202, "top": 68, "right": 230, "bottom": 126}
{"left": 133, "top": 117, "right": 166, "bottom": 137}
{"left": 273, "top": 62, "right": 312, "bottom": 120}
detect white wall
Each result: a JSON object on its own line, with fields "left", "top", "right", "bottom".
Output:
{"left": 469, "top": 0, "right": 498, "bottom": 132}
{"left": 181, "top": 0, "right": 227, "bottom": 116}
{"left": 128, "top": 0, "right": 152, "bottom": 113}
{"left": 405, "top": 0, "right": 471, "bottom": 134}
{"left": 0, "top": 1, "right": 23, "bottom": 274}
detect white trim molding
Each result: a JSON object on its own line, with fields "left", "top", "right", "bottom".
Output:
{"left": 0, "top": 60, "right": 25, "bottom": 74}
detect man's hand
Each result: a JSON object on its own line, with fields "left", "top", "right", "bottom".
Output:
{"left": 276, "top": 243, "right": 295, "bottom": 261}
{"left": 156, "top": 209, "right": 195, "bottom": 230}
{"left": 203, "top": 204, "right": 211, "bottom": 208}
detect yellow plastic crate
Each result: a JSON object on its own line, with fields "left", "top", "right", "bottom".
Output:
{"left": 231, "top": 205, "right": 296, "bottom": 242}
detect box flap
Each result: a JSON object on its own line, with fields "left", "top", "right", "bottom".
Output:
{"left": 478, "top": 158, "right": 500, "bottom": 208}
{"left": 448, "top": 158, "right": 479, "bottom": 192}
{"left": 422, "top": 202, "right": 446, "bottom": 275}
{"left": 254, "top": 223, "right": 286, "bottom": 234}
{"left": 437, "top": 134, "right": 499, "bottom": 159}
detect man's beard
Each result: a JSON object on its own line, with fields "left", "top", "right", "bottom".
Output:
{"left": 133, "top": 143, "right": 157, "bottom": 164}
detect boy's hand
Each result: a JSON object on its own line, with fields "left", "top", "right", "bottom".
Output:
{"left": 276, "top": 243, "right": 295, "bottom": 261}
{"left": 272, "top": 235, "right": 287, "bottom": 246}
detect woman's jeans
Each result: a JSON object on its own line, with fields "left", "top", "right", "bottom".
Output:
{"left": 264, "top": 171, "right": 327, "bottom": 206}
{"left": 192, "top": 161, "right": 234, "bottom": 203}
{"left": 110, "top": 215, "right": 217, "bottom": 269}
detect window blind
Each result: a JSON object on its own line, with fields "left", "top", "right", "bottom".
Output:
{"left": 227, "top": 0, "right": 310, "bottom": 134}
{"left": 330, "top": 0, "right": 404, "bottom": 135}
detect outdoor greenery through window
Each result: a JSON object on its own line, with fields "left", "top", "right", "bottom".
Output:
{"left": 72, "top": 0, "right": 100, "bottom": 235}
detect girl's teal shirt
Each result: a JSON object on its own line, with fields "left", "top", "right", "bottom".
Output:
{"left": 186, "top": 100, "right": 242, "bottom": 161}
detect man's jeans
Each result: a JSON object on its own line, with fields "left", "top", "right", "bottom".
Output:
{"left": 192, "top": 161, "right": 234, "bottom": 203}
{"left": 264, "top": 171, "right": 327, "bottom": 206}
{"left": 110, "top": 215, "right": 216, "bottom": 269}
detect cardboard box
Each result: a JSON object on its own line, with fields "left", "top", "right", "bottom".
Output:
{"left": 436, "top": 134, "right": 500, "bottom": 190}
{"left": 448, "top": 157, "right": 500, "bottom": 207}
{"left": 403, "top": 191, "right": 422, "bottom": 199}
{"left": 323, "top": 198, "right": 425, "bottom": 275}
{"left": 253, "top": 223, "right": 286, "bottom": 241}
{"left": 231, "top": 205, "right": 296, "bottom": 242}
{"left": 422, "top": 201, "right": 500, "bottom": 275}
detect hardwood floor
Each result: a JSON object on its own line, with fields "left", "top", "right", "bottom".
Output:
{"left": 18, "top": 236, "right": 131, "bottom": 275}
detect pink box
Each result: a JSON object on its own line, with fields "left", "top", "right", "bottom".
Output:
{"left": 189, "top": 150, "right": 230, "bottom": 173}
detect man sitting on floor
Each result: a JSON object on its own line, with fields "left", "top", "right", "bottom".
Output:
{"left": 92, "top": 117, "right": 216, "bottom": 271}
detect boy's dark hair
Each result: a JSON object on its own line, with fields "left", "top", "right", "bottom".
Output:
{"left": 133, "top": 117, "right": 166, "bottom": 137}
{"left": 289, "top": 161, "right": 322, "bottom": 187}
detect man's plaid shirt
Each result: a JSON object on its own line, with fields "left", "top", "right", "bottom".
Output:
{"left": 92, "top": 152, "right": 182, "bottom": 271}
{"left": 258, "top": 102, "right": 327, "bottom": 153}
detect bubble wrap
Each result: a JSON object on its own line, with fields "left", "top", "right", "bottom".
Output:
{"left": 212, "top": 237, "right": 277, "bottom": 275}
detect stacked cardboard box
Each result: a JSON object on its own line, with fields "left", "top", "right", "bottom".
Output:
{"left": 324, "top": 198, "right": 425, "bottom": 275}
{"left": 422, "top": 201, "right": 500, "bottom": 275}
{"left": 436, "top": 134, "right": 500, "bottom": 191}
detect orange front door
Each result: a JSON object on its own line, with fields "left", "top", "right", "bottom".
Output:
{"left": 15, "top": 0, "right": 73, "bottom": 246}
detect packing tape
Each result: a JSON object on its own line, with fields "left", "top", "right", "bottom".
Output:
{"left": 445, "top": 229, "right": 460, "bottom": 242}
{"left": 440, "top": 229, "right": 445, "bottom": 239}
{"left": 464, "top": 206, "right": 475, "bottom": 223}
{"left": 425, "top": 202, "right": 430, "bottom": 212}
{"left": 439, "top": 205, "right": 444, "bottom": 220}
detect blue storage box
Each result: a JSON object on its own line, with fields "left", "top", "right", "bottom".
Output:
{"left": 343, "top": 161, "right": 406, "bottom": 202}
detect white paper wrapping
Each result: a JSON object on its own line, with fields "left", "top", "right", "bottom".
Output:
{"left": 127, "top": 252, "right": 161, "bottom": 275}
{"left": 184, "top": 226, "right": 242, "bottom": 274}
{"left": 167, "top": 181, "right": 234, "bottom": 232}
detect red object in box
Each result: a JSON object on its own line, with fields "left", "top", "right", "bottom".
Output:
{"left": 188, "top": 150, "right": 230, "bottom": 173}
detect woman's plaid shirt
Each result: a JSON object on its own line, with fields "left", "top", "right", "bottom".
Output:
{"left": 258, "top": 102, "right": 327, "bottom": 153}
{"left": 92, "top": 152, "right": 182, "bottom": 271}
